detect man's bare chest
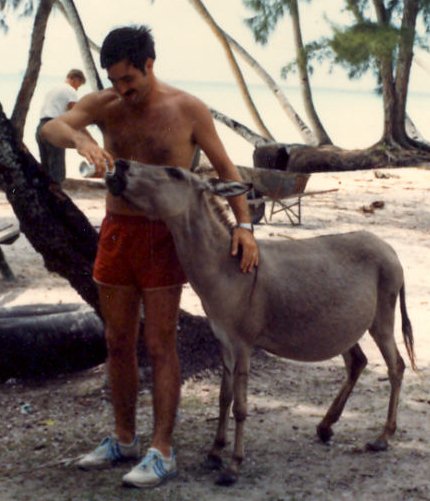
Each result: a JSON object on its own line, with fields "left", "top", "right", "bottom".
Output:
{"left": 101, "top": 107, "right": 193, "bottom": 164}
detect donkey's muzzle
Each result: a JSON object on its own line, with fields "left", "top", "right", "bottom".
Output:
{"left": 105, "top": 159, "right": 129, "bottom": 196}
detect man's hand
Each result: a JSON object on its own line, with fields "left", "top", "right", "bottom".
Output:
{"left": 75, "top": 134, "right": 114, "bottom": 176}
{"left": 41, "top": 115, "right": 115, "bottom": 178}
{"left": 231, "top": 227, "right": 259, "bottom": 273}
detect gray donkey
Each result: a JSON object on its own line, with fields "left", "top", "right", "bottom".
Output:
{"left": 106, "top": 159, "right": 416, "bottom": 486}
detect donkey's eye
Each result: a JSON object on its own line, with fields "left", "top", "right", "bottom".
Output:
{"left": 166, "top": 167, "right": 185, "bottom": 180}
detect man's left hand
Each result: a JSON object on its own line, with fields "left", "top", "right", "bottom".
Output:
{"left": 231, "top": 227, "right": 259, "bottom": 273}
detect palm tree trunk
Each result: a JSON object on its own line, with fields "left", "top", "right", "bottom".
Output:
{"left": 1, "top": 103, "right": 100, "bottom": 308}
{"left": 405, "top": 113, "right": 430, "bottom": 146}
{"left": 10, "top": 0, "right": 55, "bottom": 141}
{"left": 372, "top": 0, "right": 406, "bottom": 146}
{"left": 289, "top": 0, "right": 332, "bottom": 146}
{"left": 394, "top": 0, "right": 419, "bottom": 145}
{"left": 188, "top": 0, "right": 274, "bottom": 140}
{"left": 223, "top": 31, "right": 317, "bottom": 146}
{"left": 209, "top": 107, "right": 269, "bottom": 146}
{"left": 55, "top": 0, "right": 103, "bottom": 90}
{"left": 372, "top": 0, "right": 396, "bottom": 145}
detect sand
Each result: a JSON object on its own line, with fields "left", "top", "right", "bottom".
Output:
{"left": 0, "top": 166, "right": 429, "bottom": 500}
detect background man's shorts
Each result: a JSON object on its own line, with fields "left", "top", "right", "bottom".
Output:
{"left": 93, "top": 213, "right": 187, "bottom": 289}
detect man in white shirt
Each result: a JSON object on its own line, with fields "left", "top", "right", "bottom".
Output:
{"left": 36, "top": 69, "right": 86, "bottom": 185}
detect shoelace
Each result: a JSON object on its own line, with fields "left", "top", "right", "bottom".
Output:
{"left": 98, "top": 437, "right": 124, "bottom": 461}
{"left": 139, "top": 450, "right": 159, "bottom": 470}
{"left": 137, "top": 449, "right": 173, "bottom": 479}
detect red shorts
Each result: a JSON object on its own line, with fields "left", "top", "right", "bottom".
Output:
{"left": 93, "top": 212, "right": 187, "bottom": 289}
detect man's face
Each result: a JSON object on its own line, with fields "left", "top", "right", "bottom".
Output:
{"left": 107, "top": 60, "right": 150, "bottom": 105}
{"left": 69, "top": 77, "right": 84, "bottom": 91}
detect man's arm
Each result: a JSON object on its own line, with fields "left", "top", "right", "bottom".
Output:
{"left": 189, "top": 97, "right": 259, "bottom": 272}
{"left": 41, "top": 93, "right": 114, "bottom": 174}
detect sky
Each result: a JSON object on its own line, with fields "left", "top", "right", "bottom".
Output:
{"left": 0, "top": 0, "right": 422, "bottom": 89}
{"left": 1, "top": 0, "right": 429, "bottom": 90}
{"left": 1, "top": 0, "right": 429, "bottom": 163}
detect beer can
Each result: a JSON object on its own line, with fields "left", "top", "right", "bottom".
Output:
{"left": 79, "top": 161, "right": 97, "bottom": 178}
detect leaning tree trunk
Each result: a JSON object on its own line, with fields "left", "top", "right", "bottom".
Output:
{"left": 372, "top": 0, "right": 403, "bottom": 146}
{"left": 209, "top": 107, "right": 269, "bottom": 147}
{"left": 393, "top": 0, "right": 426, "bottom": 149}
{"left": 188, "top": 0, "right": 274, "bottom": 140}
{"left": 289, "top": 0, "right": 332, "bottom": 146}
{"left": 405, "top": 113, "right": 430, "bottom": 146}
{"left": 10, "top": 0, "right": 55, "bottom": 141}
{"left": 0, "top": 103, "right": 220, "bottom": 379}
{"left": 378, "top": 58, "right": 401, "bottom": 145}
{"left": 55, "top": 0, "right": 103, "bottom": 91}
{"left": 223, "top": 31, "right": 317, "bottom": 146}
{"left": 394, "top": 0, "right": 418, "bottom": 125}
{"left": 1, "top": 104, "right": 100, "bottom": 308}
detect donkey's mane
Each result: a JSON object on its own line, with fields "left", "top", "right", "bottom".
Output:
{"left": 193, "top": 169, "right": 236, "bottom": 232}
{"left": 207, "top": 192, "right": 235, "bottom": 233}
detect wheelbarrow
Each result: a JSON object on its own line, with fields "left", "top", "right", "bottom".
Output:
{"left": 236, "top": 166, "right": 337, "bottom": 225}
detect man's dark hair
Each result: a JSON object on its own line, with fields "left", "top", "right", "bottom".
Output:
{"left": 100, "top": 25, "right": 156, "bottom": 72}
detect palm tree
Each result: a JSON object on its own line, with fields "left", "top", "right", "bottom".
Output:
{"left": 331, "top": 0, "right": 428, "bottom": 149}
{"left": 4, "top": 0, "right": 102, "bottom": 142}
{"left": 222, "top": 30, "right": 317, "bottom": 146}
{"left": 244, "top": 0, "right": 332, "bottom": 146}
{"left": 371, "top": 0, "right": 415, "bottom": 146}
{"left": 187, "top": 0, "right": 274, "bottom": 140}
{"left": 287, "top": 0, "right": 331, "bottom": 145}
{"left": 185, "top": 0, "right": 318, "bottom": 144}
{"left": 8, "top": 0, "right": 56, "bottom": 141}
{"left": 55, "top": 0, "right": 103, "bottom": 90}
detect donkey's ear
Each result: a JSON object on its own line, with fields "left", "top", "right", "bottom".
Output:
{"left": 205, "top": 178, "right": 252, "bottom": 197}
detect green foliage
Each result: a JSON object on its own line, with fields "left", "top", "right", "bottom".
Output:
{"left": 1, "top": 0, "right": 35, "bottom": 15}
{"left": 344, "top": 0, "right": 369, "bottom": 22}
{"left": 329, "top": 21, "right": 400, "bottom": 67}
{"left": 0, "top": 0, "right": 35, "bottom": 32}
{"left": 421, "top": 0, "right": 430, "bottom": 34}
{"left": 322, "top": 1, "right": 430, "bottom": 83}
{"left": 243, "top": 0, "right": 288, "bottom": 44}
{"left": 280, "top": 39, "right": 330, "bottom": 79}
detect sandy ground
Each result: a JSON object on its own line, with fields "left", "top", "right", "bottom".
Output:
{"left": 0, "top": 166, "right": 429, "bottom": 500}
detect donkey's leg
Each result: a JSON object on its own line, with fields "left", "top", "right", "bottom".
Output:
{"left": 317, "top": 343, "right": 367, "bottom": 443}
{"left": 206, "top": 344, "right": 235, "bottom": 470}
{"left": 366, "top": 328, "right": 405, "bottom": 451}
{"left": 216, "top": 345, "right": 251, "bottom": 486}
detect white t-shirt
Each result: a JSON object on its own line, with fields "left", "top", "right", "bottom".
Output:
{"left": 39, "top": 83, "right": 78, "bottom": 119}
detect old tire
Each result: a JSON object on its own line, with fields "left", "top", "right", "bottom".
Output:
{"left": 0, "top": 303, "right": 105, "bottom": 381}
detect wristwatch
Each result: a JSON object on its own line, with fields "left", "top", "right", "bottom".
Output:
{"left": 236, "top": 222, "right": 254, "bottom": 233}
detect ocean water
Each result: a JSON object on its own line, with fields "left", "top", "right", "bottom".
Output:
{"left": 1, "top": 73, "right": 429, "bottom": 177}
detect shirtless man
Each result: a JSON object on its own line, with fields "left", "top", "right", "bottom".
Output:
{"left": 41, "top": 25, "right": 259, "bottom": 489}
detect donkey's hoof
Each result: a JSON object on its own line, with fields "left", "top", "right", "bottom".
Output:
{"left": 317, "top": 424, "right": 333, "bottom": 443}
{"left": 203, "top": 454, "right": 223, "bottom": 471}
{"left": 365, "top": 438, "right": 388, "bottom": 452}
{"left": 215, "top": 469, "right": 238, "bottom": 486}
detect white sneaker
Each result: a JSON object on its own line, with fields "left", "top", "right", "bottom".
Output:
{"left": 77, "top": 436, "right": 140, "bottom": 470}
{"left": 122, "top": 447, "right": 177, "bottom": 488}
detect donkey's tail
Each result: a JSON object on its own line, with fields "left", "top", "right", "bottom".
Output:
{"left": 399, "top": 283, "right": 417, "bottom": 371}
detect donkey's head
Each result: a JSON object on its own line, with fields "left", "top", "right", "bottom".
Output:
{"left": 106, "top": 159, "right": 252, "bottom": 221}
